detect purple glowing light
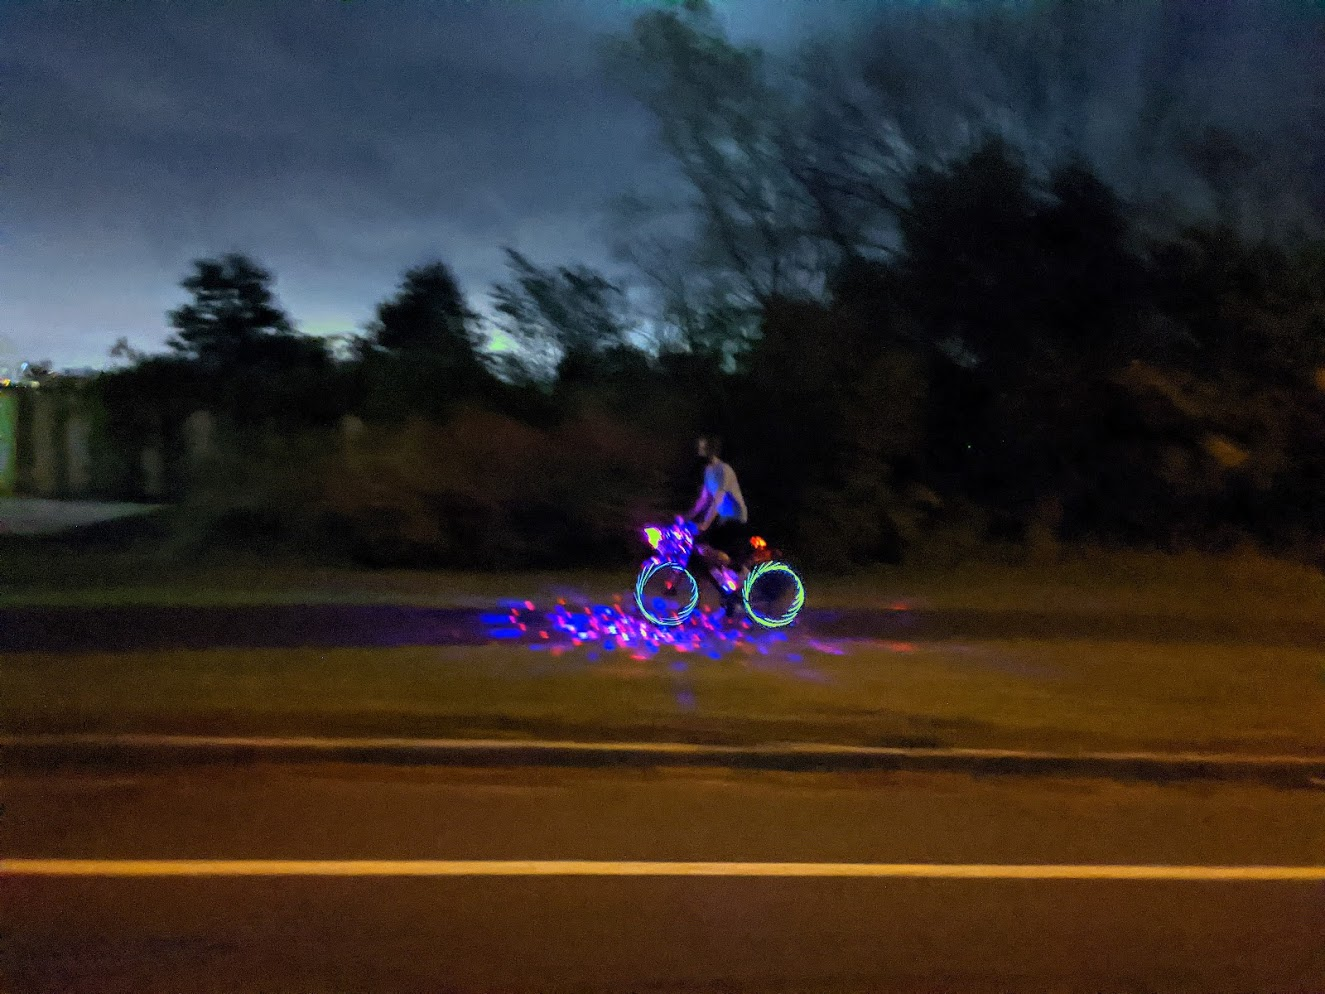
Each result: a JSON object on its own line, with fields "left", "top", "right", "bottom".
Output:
{"left": 480, "top": 595, "right": 843, "bottom": 663}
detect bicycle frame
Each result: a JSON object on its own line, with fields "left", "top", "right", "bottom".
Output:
{"left": 640, "top": 518, "right": 741, "bottom": 596}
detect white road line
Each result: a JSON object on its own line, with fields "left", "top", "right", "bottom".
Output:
{"left": 4, "top": 860, "right": 1325, "bottom": 880}
{"left": 3, "top": 734, "right": 1323, "bottom": 766}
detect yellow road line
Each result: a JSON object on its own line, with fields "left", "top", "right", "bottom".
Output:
{"left": 4, "top": 860, "right": 1325, "bottom": 880}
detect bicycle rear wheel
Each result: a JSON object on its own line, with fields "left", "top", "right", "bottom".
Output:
{"left": 742, "top": 560, "right": 805, "bottom": 628}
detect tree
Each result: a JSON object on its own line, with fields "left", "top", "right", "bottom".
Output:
{"left": 165, "top": 254, "right": 338, "bottom": 426}
{"left": 1152, "top": 229, "right": 1325, "bottom": 387}
{"left": 896, "top": 137, "right": 1044, "bottom": 372}
{"left": 109, "top": 337, "right": 146, "bottom": 365}
{"left": 362, "top": 261, "right": 494, "bottom": 419}
{"left": 490, "top": 249, "right": 638, "bottom": 381}
{"left": 167, "top": 254, "right": 295, "bottom": 373}
{"left": 812, "top": 0, "right": 1324, "bottom": 244}
{"left": 1034, "top": 162, "right": 1148, "bottom": 374}
{"left": 894, "top": 141, "right": 1160, "bottom": 522}
{"left": 729, "top": 293, "right": 926, "bottom": 566}
{"left": 370, "top": 261, "right": 474, "bottom": 356}
{"left": 602, "top": 0, "right": 829, "bottom": 322}
{"left": 608, "top": 192, "right": 762, "bottom": 365}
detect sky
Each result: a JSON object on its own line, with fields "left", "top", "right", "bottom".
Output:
{"left": 2, "top": 0, "right": 871, "bottom": 369}
{"left": 4, "top": 0, "right": 1321, "bottom": 371}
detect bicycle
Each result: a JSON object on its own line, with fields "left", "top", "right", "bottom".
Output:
{"left": 633, "top": 516, "right": 805, "bottom": 629}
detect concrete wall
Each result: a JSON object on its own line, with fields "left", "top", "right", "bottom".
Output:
{"left": 30, "top": 392, "right": 59, "bottom": 497}
{"left": 18, "top": 392, "right": 190, "bottom": 500}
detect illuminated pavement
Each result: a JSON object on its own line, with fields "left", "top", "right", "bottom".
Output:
{"left": 2, "top": 764, "right": 1323, "bottom": 993}
{"left": 2, "top": 599, "right": 1324, "bottom": 653}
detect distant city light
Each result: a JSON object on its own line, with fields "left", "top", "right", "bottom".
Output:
{"left": 0, "top": 362, "right": 41, "bottom": 389}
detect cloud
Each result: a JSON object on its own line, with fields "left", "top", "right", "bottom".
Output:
{"left": 7, "top": 0, "right": 1316, "bottom": 368}
{"left": 0, "top": 0, "right": 667, "bottom": 366}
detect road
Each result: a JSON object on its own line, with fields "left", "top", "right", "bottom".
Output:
{"left": 3, "top": 762, "right": 1324, "bottom": 992}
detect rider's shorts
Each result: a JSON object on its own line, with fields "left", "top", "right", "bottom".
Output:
{"left": 702, "top": 519, "right": 752, "bottom": 561}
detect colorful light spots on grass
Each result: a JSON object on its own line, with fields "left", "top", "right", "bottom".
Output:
{"left": 480, "top": 598, "right": 840, "bottom": 662}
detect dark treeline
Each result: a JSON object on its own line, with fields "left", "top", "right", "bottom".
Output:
{"left": 81, "top": 1, "right": 1325, "bottom": 571}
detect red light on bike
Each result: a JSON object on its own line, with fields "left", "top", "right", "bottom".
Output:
{"left": 750, "top": 535, "right": 767, "bottom": 550}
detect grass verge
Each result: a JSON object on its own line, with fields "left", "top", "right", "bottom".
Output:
{"left": 5, "top": 542, "right": 1325, "bottom": 623}
{"left": 5, "top": 636, "right": 1323, "bottom": 755}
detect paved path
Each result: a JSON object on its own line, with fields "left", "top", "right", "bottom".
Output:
{"left": 0, "top": 498, "right": 161, "bottom": 536}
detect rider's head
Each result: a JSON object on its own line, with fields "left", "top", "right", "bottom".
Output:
{"left": 696, "top": 435, "right": 722, "bottom": 463}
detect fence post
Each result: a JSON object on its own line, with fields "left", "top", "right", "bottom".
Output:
{"left": 31, "top": 392, "right": 58, "bottom": 496}
{"left": 141, "top": 445, "right": 165, "bottom": 499}
{"left": 64, "top": 410, "right": 91, "bottom": 496}
{"left": 0, "top": 391, "right": 16, "bottom": 497}
{"left": 184, "top": 410, "right": 214, "bottom": 473}
{"left": 340, "top": 414, "right": 365, "bottom": 470}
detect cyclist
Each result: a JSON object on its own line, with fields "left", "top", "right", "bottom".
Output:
{"left": 686, "top": 435, "right": 750, "bottom": 614}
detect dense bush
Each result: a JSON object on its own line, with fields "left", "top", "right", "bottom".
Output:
{"left": 318, "top": 408, "right": 672, "bottom": 568}
{"left": 169, "top": 427, "right": 338, "bottom": 555}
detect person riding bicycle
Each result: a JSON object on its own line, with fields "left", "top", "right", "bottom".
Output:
{"left": 686, "top": 435, "right": 750, "bottom": 613}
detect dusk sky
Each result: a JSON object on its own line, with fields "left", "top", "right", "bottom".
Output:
{"left": 3, "top": 0, "right": 869, "bottom": 370}
{"left": 5, "top": 0, "right": 1322, "bottom": 371}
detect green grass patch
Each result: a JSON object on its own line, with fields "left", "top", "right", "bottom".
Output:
{"left": 6, "top": 535, "right": 1325, "bottom": 662}
{"left": 5, "top": 636, "right": 1323, "bottom": 754}
{"left": 813, "top": 545, "right": 1325, "bottom": 622}
{"left": 6, "top": 542, "right": 1325, "bottom": 623}
{"left": 0, "top": 547, "right": 628, "bottom": 609}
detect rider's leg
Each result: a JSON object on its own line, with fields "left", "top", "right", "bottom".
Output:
{"left": 698, "top": 521, "right": 754, "bottom": 619}
{"left": 699, "top": 548, "right": 731, "bottom": 597}
{"left": 727, "top": 524, "right": 755, "bottom": 615}
{"left": 691, "top": 540, "right": 738, "bottom": 618}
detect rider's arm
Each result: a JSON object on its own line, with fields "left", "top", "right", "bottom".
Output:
{"left": 688, "top": 481, "right": 709, "bottom": 522}
{"left": 699, "top": 505, "right": 719, "bottom": 531}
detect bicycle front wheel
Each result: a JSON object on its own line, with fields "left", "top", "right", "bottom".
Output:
{"left": 635, "top": 561, "right": 699, "bottom": 627}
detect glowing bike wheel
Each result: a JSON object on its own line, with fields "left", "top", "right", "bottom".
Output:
{"left": 742, "top": 560, "right": 805, "bottom": 629}
{"left": 635, "top": 561, "right": 699, "bottom": 627}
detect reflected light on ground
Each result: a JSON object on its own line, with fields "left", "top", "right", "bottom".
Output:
{"left": 482, "top": 597, "right": 849, "bottom": 666}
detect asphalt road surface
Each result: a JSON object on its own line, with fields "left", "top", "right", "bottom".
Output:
{"left": 3, "top": 603, "right": 1325, "bottom": 652}
{"left": 3, "top": 763, "right": 1324, "bottom": 992}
